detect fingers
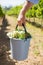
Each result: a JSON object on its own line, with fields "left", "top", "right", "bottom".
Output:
{"left": 17, "top": 14, "right": 25, "bottom": 26}
{"left": 17, "top": 17, "right": 25, "bottom": 26}
{"left": 18, "top": 20, "right": 22, "bottom": 26}
{"left": 17, "top": 20, "right": 25, "bottom": 26}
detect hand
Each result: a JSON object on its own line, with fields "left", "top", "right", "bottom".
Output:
{"left": 17, "top": 13, "right": 25, "bottom": 26}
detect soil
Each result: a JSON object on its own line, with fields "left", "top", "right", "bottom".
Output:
{"left": 0, "top": 15, "right": 43, "bottom": 65}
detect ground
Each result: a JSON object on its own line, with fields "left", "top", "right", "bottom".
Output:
{"left": 0, "top": 15, "right": 43, "bottom": 65}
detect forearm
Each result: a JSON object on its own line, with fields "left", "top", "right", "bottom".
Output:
{"left": 20, "top": 1, "right": 33, "bottom": 15}
{"left": 17, "top": 1, "right": 33, "bottom": 25}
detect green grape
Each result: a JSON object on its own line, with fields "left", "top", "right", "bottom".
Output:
{"left": 8, "top": 31, "right": 26, "bottom": 39}
{"left": 19, "top": 31, "right": 25, "bottom": 39}
{"left": 13, "top": 31, "right": 20, "bottom": 38}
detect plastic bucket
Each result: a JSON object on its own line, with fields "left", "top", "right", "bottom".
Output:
{"left": 10, "top": 38, "right": 31, "bottom": 61}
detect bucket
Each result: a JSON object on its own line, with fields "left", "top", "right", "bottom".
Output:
{"left": 10, "top": 38, "right": 31, "bottom": 61}
{"left": 7, "top": 24, "right": 32, "bottom": 61}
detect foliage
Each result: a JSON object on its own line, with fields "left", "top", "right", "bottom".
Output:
{"left": 6, "top": 0, "right": 43, "bottom": 18}
{"left": 0, "top": 5, "right": 4, "bottom": 17}
{"left": 26, "top": 5, "right": 38, "bottom": 18}
{"left": 39, "top": 0, "right": 43, "bottom": 8}
{"left": 26, "top": 9, "right": 32, "bottom": 18}
{"left": 6, "top": 6, "right": 22, "bottom": 16}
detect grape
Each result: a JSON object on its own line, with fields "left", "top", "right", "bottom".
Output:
{"left": 13, "top": 32, "right": 20, "bottom": 38}
{"left": 8, "top": 31, "right": 26, "bottom": 39}
{"left": 19, "top": 31, "right": 25, "bottom": 39}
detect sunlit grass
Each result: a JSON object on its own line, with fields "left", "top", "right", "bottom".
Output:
{"left": 33, "top": 48, "right": 40, "bottom": 56}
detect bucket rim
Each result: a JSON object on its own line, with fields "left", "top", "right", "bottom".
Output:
{"left": 10, "top": 37, "right": 32, "bottom": 41}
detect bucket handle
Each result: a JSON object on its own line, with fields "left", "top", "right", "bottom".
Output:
{"left": 15, "top": 23, "right": 31, "bottom": 39}
{"left": 16, "top": 23, "right": 27, "bottom": 33}
{"left": 15, "top": 23, "right": 28, "bottom": 39}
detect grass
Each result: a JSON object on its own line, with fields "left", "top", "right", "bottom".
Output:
{"left": 33, "top": 48, "right": 40, "bottom": 56}
{"left": 25, "top": 18, "right": 43, "bottom": 56}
